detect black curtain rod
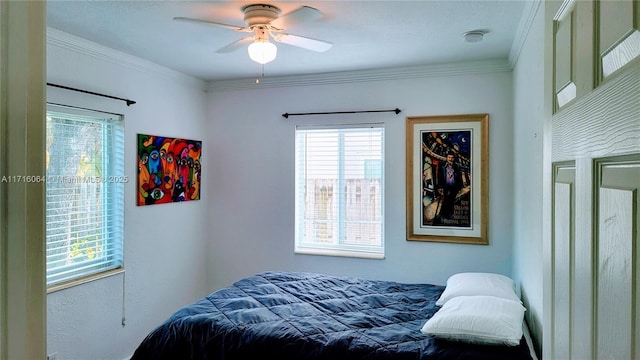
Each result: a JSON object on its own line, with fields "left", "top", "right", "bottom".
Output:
{"left": 282, "top": 108, "right": 401, "bottom": 119}
{"left": 47, "top": 83, "right": 136, "bottom": 106}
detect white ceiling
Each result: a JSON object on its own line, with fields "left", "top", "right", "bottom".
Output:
{"left": 46, "top": 0, "right": 529, "bottom": 82}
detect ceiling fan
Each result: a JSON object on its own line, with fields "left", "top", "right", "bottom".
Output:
{"left": 174, "top": 3, "right": 333, "bottom": 65}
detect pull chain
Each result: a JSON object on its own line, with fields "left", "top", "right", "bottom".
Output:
{"left": 255, "top": 63, "right": 265, "bottom": 84}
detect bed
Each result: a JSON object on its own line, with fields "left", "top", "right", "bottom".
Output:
{"left": 131, "top": 271, "right": 536, "bottom": 360}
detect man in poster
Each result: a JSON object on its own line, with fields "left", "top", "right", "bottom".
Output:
{"left": 436, "top": 151, "right": 464, "bottom": 225}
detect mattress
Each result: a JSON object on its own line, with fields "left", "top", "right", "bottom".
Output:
{"left": 131, "top": 271, "right": 534, "bottom": 360}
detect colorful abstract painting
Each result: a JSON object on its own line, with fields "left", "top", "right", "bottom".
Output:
{"left": 137, "top": 134, "right": 201, "bottom": 206}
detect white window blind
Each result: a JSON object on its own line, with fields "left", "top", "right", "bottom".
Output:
{"left": 45, "top": 104, "right": 125, "bottom": 287}
{"left": 295, "top": 124, "right": 384, "bottom": 259}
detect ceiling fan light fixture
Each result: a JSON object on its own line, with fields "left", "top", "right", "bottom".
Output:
{"left": 248, "top": 39, "right": 277, "bottom": 64}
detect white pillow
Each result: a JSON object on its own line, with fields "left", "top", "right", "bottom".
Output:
{"left": 421, "top": 295, "right": 525, "bottom": 346}
{"left": 435, "top": 272, "right": 521, "bottom": 306}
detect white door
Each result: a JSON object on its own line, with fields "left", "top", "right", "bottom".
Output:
{"left": 546, "top": 1, "right": 640, "bottom": 359}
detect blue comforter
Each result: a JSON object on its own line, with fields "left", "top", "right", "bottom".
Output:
{"left": 131, "top": 271, "right": 533, "bottom": 360}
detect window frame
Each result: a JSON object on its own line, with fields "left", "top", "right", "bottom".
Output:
{"left": 294, "top": 123, "right": 385, "bottom": 259}
{"left": 45, "top": 103, "right": 125, "bottom": 292}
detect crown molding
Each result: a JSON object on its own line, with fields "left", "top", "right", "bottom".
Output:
{"left": 46, "top": 27, "right": 208, "bottom": 91}
{"left": 208, "top": 59, "right": 512, "bottom": 92}
{"left": 508, "top": 0, "right": 542, "bottom": 68}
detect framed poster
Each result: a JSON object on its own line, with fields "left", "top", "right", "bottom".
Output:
{"left": 406, "top": 114, "right": 488, "bottom": 244}
{"left": 137, "top": 134, "right": 202, "bottom": 206}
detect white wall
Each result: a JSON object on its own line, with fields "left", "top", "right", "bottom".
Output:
{"left": 512, "top": 2, "right": 544, "bottom": 355}
{"left": 206, "top": 69, "right": 516, "bottom": 290}
{"left": 45, "top": 30, "right": 210, "bottom": 360}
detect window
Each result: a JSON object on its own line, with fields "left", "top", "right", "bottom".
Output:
{"left": 45, "top": 104, "right": 125, "bottom": 288}
{"left": 295, "top": 124, "right": 384, "bottom": 259}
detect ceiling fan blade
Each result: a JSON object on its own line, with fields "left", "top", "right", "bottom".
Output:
{"left": 216, "top": 37, "right": 254, "bottom": 53}
{"left": 273, "top": 33, "right": 333, "bottom": 52}
{"left": 173, "top": 17, "right": 249, "bottom": 32}
{"left": 270, "top": 6, "right": 323, "bottom": 30}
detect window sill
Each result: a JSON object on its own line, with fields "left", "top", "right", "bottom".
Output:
{"left": 47, "top": 267, "right": 125, "bottom": 294}
{"left": 295, "top": 248, "right": 384, "bottom": 260}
